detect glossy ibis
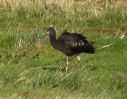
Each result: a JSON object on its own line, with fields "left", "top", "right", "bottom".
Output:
{"left": 47, "top": 27, "right": 95, "bottom": 71}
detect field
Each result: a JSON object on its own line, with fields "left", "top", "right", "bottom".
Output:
{"left": 0, "top": 0, "right": 127, "bottom": 99}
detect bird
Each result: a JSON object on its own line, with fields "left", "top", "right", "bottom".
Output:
{"left": 47, "top": 26, "right": 95, "bottom": 71}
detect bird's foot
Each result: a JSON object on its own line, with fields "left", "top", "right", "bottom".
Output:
{"left": 77, "top": 56, "right": 81, "bottom": 61}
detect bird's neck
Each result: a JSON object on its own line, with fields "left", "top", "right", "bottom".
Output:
{"left": 49, "top": 34, "right": 57, "bottom": 47}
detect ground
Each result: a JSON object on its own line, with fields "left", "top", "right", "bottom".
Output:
{"left": 0, "top": 0, "right": 127, "bottom": 99}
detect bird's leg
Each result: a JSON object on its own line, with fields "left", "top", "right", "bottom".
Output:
{"left": 65, "top": 56, "right": 69, "bottom": 72}
{"left": 65, "top": 56, "right": 80, "bottom": 72}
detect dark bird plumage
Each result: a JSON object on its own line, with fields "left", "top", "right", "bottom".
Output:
{"left": 47, "top": 27, "right": 95, "bottom": 71}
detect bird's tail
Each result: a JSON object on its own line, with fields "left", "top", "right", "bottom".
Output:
{"left": 83, "top": 42, "right": 95, "bottom": 54}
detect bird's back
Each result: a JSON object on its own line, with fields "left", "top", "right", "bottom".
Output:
{"left": 57, "top": 31, "right": 87, "bottom": 43}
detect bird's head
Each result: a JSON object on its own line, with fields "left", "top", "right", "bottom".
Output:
{"left": 47, "top": 26, "right": 56, "bottom": 36}
{"left": 46, "top": 26, "right": 57, "bottom": 41}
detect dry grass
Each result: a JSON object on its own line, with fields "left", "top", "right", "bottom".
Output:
{"left": 0, "top": 0, "right": 127, "bottom": 16}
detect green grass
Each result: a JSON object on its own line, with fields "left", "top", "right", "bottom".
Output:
{"left": 0, "top": 6, "right": 127, "bottom": 99}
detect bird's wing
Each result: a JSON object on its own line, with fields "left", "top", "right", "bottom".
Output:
{"left": 57, "top": 32, "right": 88, "bottom": 48}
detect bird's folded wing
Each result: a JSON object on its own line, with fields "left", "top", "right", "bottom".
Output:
{"left": 65, "top": 40, "right": 85, "bottom": 47}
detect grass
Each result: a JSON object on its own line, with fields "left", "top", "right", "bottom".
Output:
{"left": 0, "top": 0, "right": 127, "bottom": 99}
